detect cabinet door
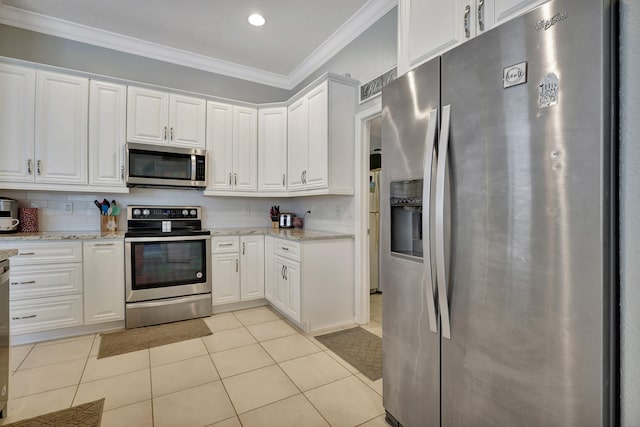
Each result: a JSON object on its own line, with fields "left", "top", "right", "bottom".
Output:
{"left": 240, "top": 236, "right": 265, "bottom": 301}
{"left": 399, "top": 0, "right": 468, "bottom": 73}
{"left": 169, "top": 94, "right": 206, "bottom": 148}
{"left": 287, "top": 98, "right": 307, "bottom": 191}
{"left": 258, "top": 107, "right": 288, "bottom": 192}
{"left": 35, "top": 71, "right": 88, "bottom": 184}
{"left": 274, "top": 257, "right": 288, "bottom": 312}
{"left": 89, "top": 80, "right": 126, "bottom": 187}
{"left": 305, "top": 83, "right": 329, "bottom": 190}
{"left": 206, "top": 101, "right": 234, "bottom": 190}
{"left": 212, "top": 253, "right": 240, "bottom": 305}
{"left": 127, "top": 86, "right": 169, "bottom": 144}
{"left": 264, "top": 237, "right": 275, "bottom": 303}
{"left": 83, "top": 241, "right": 125, "bottom": 324}
{"left": 0, "top": 63, "right": 35, "bottom": 183}
{"left": 232, "top": 106, "right": 258, "bottom": 191}
{"left": 284, "top": 259, "right": 301, "bottom": 323}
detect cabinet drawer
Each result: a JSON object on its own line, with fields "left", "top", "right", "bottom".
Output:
{"left": 10, "top": 263, "right": 83, "bottom": 301}
{"left": 10, "top": 294, "right": 83, "bottom": 335}
{"left": 274, "top": 239, "right": 301, "bottom": 261}
{"left": 212, "top": 236, "right": 240, "bottom": 253}
{"left": 1, "top": 242, "right": 82, "bottom": 265}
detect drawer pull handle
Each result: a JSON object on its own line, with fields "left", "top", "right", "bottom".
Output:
{"left": 13, "top": 315, "right": 36, "bottom": 320}
{"left": 219, "top": 243, "right": 233, "bottom": 247}
{"left": 94, "top": 243, "right": 114, "bottom": 247}
{"left": 19, "top": 252, "right": 35, "bottom": 256}
{"left": 281, "top": 247, "right": 289, "bottom": 251}
{"left": 11, "top": 281, "right": 36, "bottom": 285}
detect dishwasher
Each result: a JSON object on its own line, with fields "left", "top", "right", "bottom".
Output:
{"left": 0, "top": 259, "right": 8, "bottom": 418}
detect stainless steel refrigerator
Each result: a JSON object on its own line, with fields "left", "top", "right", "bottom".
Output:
{"left": 370, "top": 169, "right": 381, "bottom": 293}
{"left": 380, "top": 0, "right": 616, "bottom": 426}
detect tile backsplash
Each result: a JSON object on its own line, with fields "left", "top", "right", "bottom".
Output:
{"left": 0, "top": 189, "right": 355, "bottom": 233}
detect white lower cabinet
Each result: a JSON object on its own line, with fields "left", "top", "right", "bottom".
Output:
{"left": 274, "top": 255, "right": 301, "bottom": 323}
{"left": 83, "top": 240, "right": 125, "bottom": 324}
{"left": 212, "top": 235, "right": 264, "bottom": 306}
{"left": 10, "top": 294, "right": 83, "bottom": 335}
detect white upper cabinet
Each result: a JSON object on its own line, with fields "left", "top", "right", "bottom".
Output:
{"left": 398, "top": 0, "right": 548, "bottom": 74}
{"left": 35, "top": 70, "right": 89, "bottom": 185}
{"left": 89, "top": 80, "right": 126, "bottom": 187}
{"left": 232, "top": 106, "right": 258, "bottom": 191}
{"left": 127, "top": 86, "right": 205, "bottom": 148}
{"left": 287, "top": 78, "right": 356, "bottom": 195}
{"left": 206, "top": 102, "right": 257, "bottom": 192}
{"left": 258, "top": 107, "right": 288, "bottom": 192}
{"left": 0, "top": 63, "right": 35, "bottom": 183}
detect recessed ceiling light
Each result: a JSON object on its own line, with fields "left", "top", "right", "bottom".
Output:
{"left": 248, "top": 13, "right": 265, "bottom": 26}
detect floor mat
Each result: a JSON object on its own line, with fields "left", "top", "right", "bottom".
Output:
{"left": 315, "top": 327, "right": 382, "bottom": 381}
{"left": 3, "top": 399, "right": 104, "bottom": 427}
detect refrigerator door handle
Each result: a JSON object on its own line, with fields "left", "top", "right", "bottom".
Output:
{"left": 436, "top": 104, "right": 452, "bottom": 339}
{"left": 423, "top": 108, "right": 439, "bottom": 334}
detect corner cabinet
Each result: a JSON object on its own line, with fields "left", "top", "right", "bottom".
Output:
{"left": 206, "top": 102, "right": 258, "bottom": 192}
{"left": 258, "top": 107, "right": 288, "bottom": 193}
{"left": 287, "top": 78, "right": 356, "bottom": 195}
{"left": 398, "top": 0, "right": 550, "bottom": 74}
{"left": 89, "top": 80, "right": 126, "bottom": 188}
{"left": 83, "top": 240, "right": 125, "bottom": 324}
{"left": 127, "top": 86, "right": 206, "bottom": 149}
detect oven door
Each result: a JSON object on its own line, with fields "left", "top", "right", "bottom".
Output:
{"left": 125, "top": 235, "right": 211, "bottom": 303}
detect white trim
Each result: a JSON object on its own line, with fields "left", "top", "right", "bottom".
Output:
{"left": 354, "top": 98, "right": 382, "bottom": 325}
{"left": 0, "top": 0, "right": 397, "bottom": 90}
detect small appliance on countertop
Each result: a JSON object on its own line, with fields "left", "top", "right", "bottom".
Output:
{"left": 279, "top": 213, "right": 295, "bottom": 228}
{"left": 0, "top": 198, "right": 19, "bottom": 234}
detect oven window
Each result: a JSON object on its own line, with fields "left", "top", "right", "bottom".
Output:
{"left": 131, "top": 240, "right": 206, "bottom": 289}
{"left": 129, "top": 150, "right": 192, "bottom": 180}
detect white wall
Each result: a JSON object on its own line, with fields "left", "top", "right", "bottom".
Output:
{"left": 620, "top": 1, "right": 640, "bottom": 425}
{"left": 0, "top": 189, "right": 355, "bottom": 234}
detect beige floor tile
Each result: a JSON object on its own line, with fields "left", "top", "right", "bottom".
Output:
{"left": 325, "top": 350, "right": 360, "bottom": 374}
{"left": 246, "top": 319, "right": 298, "bottom": 342}
{"left": 369, "top": 304, "right": 382, "bottom": 317}
{"left": 151, "top": 354, "right": 219, "bottom": 397}
{"left": 35, "top": 334, "right": 95, "bottom": 347}
{"left": 101, "top": 400, "right": 152, "bottom": 427}
{"left": 204, "top": 314, "right": 244, "bottom": 332}
{"left": 305, "top": 376, "right": 384, "bottom": 427}
{"left": 206, "top": 417, "right": 242, "bottom": 427}
{"left": 19, "top": 339, "right": 92, "bottom": 369}
{"left": 210, "top": 343, "right": 274, "bottom": 378}
{"left": 153, "top": 381, "right": 236, "bottom": 427}
{"left": 372, "top": 314, "right": 383, "bottom": 323}
{"left": 149, "top": 337, "right": 208, "bottom": 367}
{"left": 361, "top": 322, "right": 383, "bottom": 337}
{"left": 10, "top": 344, "right": 33, "bottom": 372}
{"left": 261, "top": 334, "right": 321, "bottom": 363}
{"left": 358, "top": 414, "right": 389, "bottom": 427}
{"left": 222, "top": 365, "right": 298, "bottom": 414}
{"left": 11, "top": 359, "right": 85, "bottom": 398}
{"left": 239, "top": 394, "right": 329, "bottom": 427}
{"left": 202, "top": 328, "right": 256, "bottom": 353}
{"left": 279, "top": 352, "right": 351, "bottom": 391}
{"left": 89, "top": 335, "right": 101, "bottom": 357}
{"left": 81, "top": 350, "right": 149, "bottom": 383}
{"left": 0, "top": 386, "right": 75, "bottom": 425}
{"left": 74, "top": 369, "right": 151, "bottom": 411}
{"left": 356, "top": 373, "right": 383, "bottom": 396}
{"left": 233, "top": 307, "right": 280, "bottom": 326}
{"left": 370, "top": 294, "right": 383, "bottom": 304}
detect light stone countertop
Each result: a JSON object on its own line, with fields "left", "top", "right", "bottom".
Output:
{"left": 0, "top": 231, "right": 126, "bottom": 241}
{"left": 210, "top": 227, "right": 354, "bottom": 241}
{"left": 0, "top": 249, "right": 18, "bottom": 262}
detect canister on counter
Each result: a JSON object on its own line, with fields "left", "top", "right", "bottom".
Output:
{"left": 18, "top": 208, "right": 38, "bottom": 232}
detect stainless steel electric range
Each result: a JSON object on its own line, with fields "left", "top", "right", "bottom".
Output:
{"left": 124, "top": 205, "right": 211, "bottom": 329}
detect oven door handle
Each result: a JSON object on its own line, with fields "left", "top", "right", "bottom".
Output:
{"left": 125, "top": 235, "right": 211, "bottom": 243}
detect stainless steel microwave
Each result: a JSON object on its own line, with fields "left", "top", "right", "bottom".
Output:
{"left": 126, "top": 143, "right": 207, "bottom": 189}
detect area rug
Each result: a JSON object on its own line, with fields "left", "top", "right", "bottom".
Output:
{"left": 4, "top": 398, "right": 104, "bottom": 427}
{"left": 98, "top": 318, "right": 212, "bottom": 359}
{"left": 315, "top": 327, "right": 382, "bottom": 381}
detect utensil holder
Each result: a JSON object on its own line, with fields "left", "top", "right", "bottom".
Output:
{"left": 100, "top": 216, "right": 118, "bottom": 234}
{"left": 271, "top": 221, "right": 279, "bottom": 229}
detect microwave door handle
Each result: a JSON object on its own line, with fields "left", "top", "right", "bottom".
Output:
{"left": 436, "top": 104, "right": 452, "bottom": 340}
{"left": 423, "top": 108, "right": 439, "bottom": 334}
{"left": 191, "top": 155, "right": 197, "bottom": 181}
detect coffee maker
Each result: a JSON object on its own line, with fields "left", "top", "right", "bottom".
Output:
{"left": 0, "top": 198, "right": 19, "bottom": 234}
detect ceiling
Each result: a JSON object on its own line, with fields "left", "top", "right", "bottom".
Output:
{"left": 0, "top": 0, "right": 397, "bottom": 89}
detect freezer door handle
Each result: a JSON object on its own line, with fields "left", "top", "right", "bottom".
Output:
{"left": 423, "top": 108, "right": 439, "bottom": 334}
{"left": 436, "top": 104, "right": 452, "bottom": 339}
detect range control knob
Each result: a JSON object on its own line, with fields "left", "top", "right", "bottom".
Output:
{"left": 190, "top": 209, "right": 197, "bottom": 217}
{"left": 142, "top": 209, "right": 150, "bottom": 216}
{"left": 182, "top": 209, "right": 189, "bottom": 216}
{"left": 133, "top": 209, "right": 141, "bottom": 216}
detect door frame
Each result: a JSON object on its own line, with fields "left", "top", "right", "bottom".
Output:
{"left": 354, "top": 98, "right": 382, "bottom": 325}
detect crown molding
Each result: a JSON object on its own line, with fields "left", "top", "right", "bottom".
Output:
{"left": 0, "top": 0, "right": 397, "bottom": 90}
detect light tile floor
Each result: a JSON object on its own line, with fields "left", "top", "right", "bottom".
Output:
{"left": 1, "top": 304, "right": 386, "bottom": 427}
